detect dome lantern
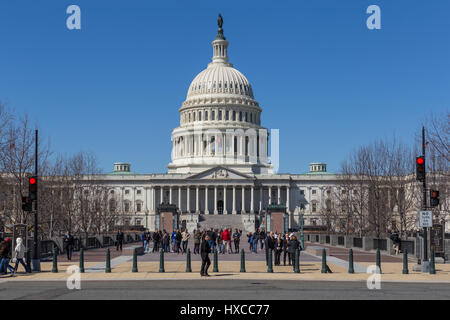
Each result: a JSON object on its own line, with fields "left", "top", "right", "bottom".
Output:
{"left": 211, "top": 14, "right": 230, "bottom": 66}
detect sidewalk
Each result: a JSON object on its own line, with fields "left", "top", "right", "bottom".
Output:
{"left": 3, "top": 259, "right": 449, "bottom": 284}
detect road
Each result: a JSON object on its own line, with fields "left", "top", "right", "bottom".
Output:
{"left": 1, "top": 279, "right": 449, "bottom": 300}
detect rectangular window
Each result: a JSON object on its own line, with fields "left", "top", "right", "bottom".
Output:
{"left": 137, "top": 190, "right": 142, "bottom": 195}
{"left": 136, "top": 203, "right": 142, "bottom": 212}
{"left": 312, "top": 190, "right": 317, "bottom": 195}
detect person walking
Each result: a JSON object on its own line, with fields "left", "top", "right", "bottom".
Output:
{"left": 248, "top": 232, "right": 253, "bottom": 251}
{"left": 200, "top": 235, "right": 211, "bottom": 277}
{"left": 181, "top": 229, "right": 190, "bottom": 254}
{"left": 287, "top": 234, "right": 300, "bottom": 271}
{"left": 0, "top": 238, "right": 14, "bottom": 275}
{"left": 63, "top": 231, "right": 74, "bottom": 261}
{"left": 175, "top": 229, "right": 182, "bottom": 254}
{"left": 13, "top": 237, "right": 28, "bottom": 273}
{"left": 152, "top": 230, "right": 160, "bottom": 252}
{"left": 232, "top": 229, "right": 241, "bottom": 253}
{"left": 252, "top": 230, "right": 259, "bottom": 253}
{"left": 163, "top": 231, "right": 171, "bottom": 252}
{"left": 193, "top": 230, "right": 201, "bottom": 254}
{"left": 390, "top": 230, "right": 401, "bottom": 255}
{"left": 171, "top": 230, "right": 177, "bottom": 253}
{"left": 265, "top": 232, "right": 275, "bottom": 264}
{"left": 259, "top": 228, "right": 265, "bottom": 250}
{"left": 116, "top": 229, "right": 124, "bottom": 251}
{"left": 217, "top": 230, "right": 224, "bottom": 254}
{"left": 144, "top": 229, "right": 151, "bottom": 253}
{"left": 274, "top": 234, "right": 283, "bottom": 266}
{"left": 283, "top": 233, "right": 290, "bottom": 266}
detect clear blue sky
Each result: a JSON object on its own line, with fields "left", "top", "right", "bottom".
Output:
{"left": 0, "top": 0, "right": 448, "bottom": 174}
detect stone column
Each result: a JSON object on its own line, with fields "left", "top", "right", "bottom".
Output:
{"left": 196, "top": 186, "right": 199, "bottom": 213}
{"left": 277, "top": 186, "right": 281, "bottom": 205}
{"left": 232, "top": 186, "right": 236, "bottom": 214}
{"left": 132, "top": 187, "right": 136, "bottom": 213}
{"left": 287, "top": 186, "right": 290, "bottom": 213}
{"left": 169, "top": 186, "right": 172, "bottom": 204}
{"left": 205, "top": 187, "right": 209, "bottom": 214}
{"left": 250, "top": 186, "right": 254, "bottom": 214}
{"left": 160, "top": 187, "right": 163, "bottom": 205}
{"left": 241, "top": 186, "right": 245, "bottom": 214}
{"left": 145, "top": 187, "right": 150, "bottom": 213}
{"left": 259, "top": 187, "right": 263, "bottom": 212}
{"left": 151, "top": 187, "right": 155, "bottom": 213}
{"left": 187, "top": 186, "right": 190, "bottom": 213}
{"left": 178, "top": 186, "right": 182, "bottom": 211}
{"left": 223, "top": 186, "right": 228, "bottom": 214}
{"left": 269, "top": 186, "right": 272, "bottom": 205}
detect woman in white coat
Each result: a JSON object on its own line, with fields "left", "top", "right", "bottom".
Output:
{"left": 14, "top": 237, "right": 28, "bottom": 273}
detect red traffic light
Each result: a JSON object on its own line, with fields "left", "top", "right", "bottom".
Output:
{"left": 29, "top": 177, "right": 36, "bottom": 184}
{"left": 416, "top": 157, "right": 424, "bottom": 165}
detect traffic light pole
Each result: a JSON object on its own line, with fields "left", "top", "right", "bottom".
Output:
{"left": 422, "top": 126, "right": 428, "bottom": 267}
{"left": 32, "top": 129, "right": 41, "bottom": 272}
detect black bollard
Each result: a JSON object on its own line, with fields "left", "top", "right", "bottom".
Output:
{"left": 105, "top": 248, "right": 111, "bottom": 273}
{"left": 52, "top": 247, "right": 58, "bottom": 273}
{"left": 186, "top": 249, "right": 192, "bottom": 272}
{"left": 159, "top": 248, "right": 165, "bottom": 272}
{"left": 294, "top": 248, "right": 300, "bottom": 273}
{"left": 240, "top": 249, "right": 246, "bottom": 272}
{"left": 402, "top": 249, "right": 408, "bottom": 274}
{"left": 26, "top": 249, "right": 32, "bottom": 273}
{"left": 321, "top": 249, "right": 327, "bottom": 274}
{"left": 132, "top": 248, "right": 138, "bottom": 273}
{"left": 79, "top": 247, "right": 85, "bottom": 273}
{"left": 430, "top": 248, "right": 436, "bottom": 275}
{"left": 376, "top": 248, "right": 382, "bottom": 274}
{"left": 267, "top": 249, "right": 273, "bottom": 273}
{"left": 213, "top": 249, "right": 219, "bottom": 272}
{"left": 348, "top": 249, "right": 354, "bottom": 274}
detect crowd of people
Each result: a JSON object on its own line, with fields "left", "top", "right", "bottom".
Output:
{"left": 138, "top": 227, "right": 243, "bottom": 255}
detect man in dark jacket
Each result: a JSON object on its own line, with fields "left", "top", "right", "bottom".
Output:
{"left": 152, "top": 231, "right": 160, "bottom": 252}
{"left": 200, "top": 235, "right": 211, "bottom": 276}
{"left": 274, "top": 234, "right": 283, "bottom": 266}
{"left": 63, "top": 231, "right": 75, "bottom": 260}
{"left": 287, "top": 234, "right": 300, "bottom": 271}
{"left": 116, "top": 229, "right": 124, "bottom": 251}
{"left": 265, "top": 232, "right": 275, "bottom": 265}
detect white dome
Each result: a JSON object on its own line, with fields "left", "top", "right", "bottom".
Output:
{"left": 187, "top": 64, "right": 254, "bottom": 99}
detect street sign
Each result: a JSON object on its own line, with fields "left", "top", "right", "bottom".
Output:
{"left": 419, "top": 211, "right": 433, "bottom": 228}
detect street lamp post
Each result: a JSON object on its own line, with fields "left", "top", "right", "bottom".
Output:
{"left": 300, "top": 214, "right": 304, "bottom": 250}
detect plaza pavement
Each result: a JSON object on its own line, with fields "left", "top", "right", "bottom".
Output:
{"left": 2, "top": 241, "right": 449, "bottom": 284}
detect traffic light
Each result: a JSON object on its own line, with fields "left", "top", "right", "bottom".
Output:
{"left": 28, "top": 176, "right": 37, "bottom": 201}
{"left": 430, "top": 190, "right": 440, "bottom": 207}
{"left": 22, "top": 196, "right": 32, "bottom": 212}
{"left": 416, "top": 156, "right": 425, "bottom": 181}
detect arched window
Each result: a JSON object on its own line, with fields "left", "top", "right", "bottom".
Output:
{"left": 205, "top": 111, "right": 208, "bottom": 120}
{"left": 193, "top": 112, "right": 196, "bottom": 121}
{"left": 239, "top": 112, "right": 242, "bottom": 121}
{"left": 225, "top": 110, "right": 229, "bottom": 121}
{"left": 199, "top": 111, "right": 202, "bottom": 121}
{"left": 245, "top": 112, "right": 248, "bottom": 122}
{"left": 232, "top": 111, "right": 236, "bottom": 121}
{"left": 211, "top": 110, "right": 215, "bottom": 120}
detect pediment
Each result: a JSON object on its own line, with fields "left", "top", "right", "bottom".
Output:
{"left": 186, "top": 166, "right": 253, "bottom": 180}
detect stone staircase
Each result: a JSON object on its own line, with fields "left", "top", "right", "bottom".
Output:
{"left": 197, "top": 214, "right": 247, "bottom": 232}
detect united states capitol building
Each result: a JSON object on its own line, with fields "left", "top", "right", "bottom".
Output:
{"left": 101, "top": 17, "right": 341, "bottom": 233}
